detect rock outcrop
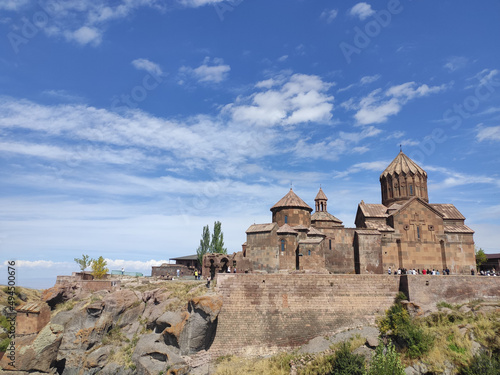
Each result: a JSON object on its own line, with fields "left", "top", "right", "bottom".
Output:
{"left": 1, "top": 281, "right": 221, "bottom": 375}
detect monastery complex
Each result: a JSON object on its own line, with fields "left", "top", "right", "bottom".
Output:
{"left": 204, "top": 151, "right": 476, "bottom": 275}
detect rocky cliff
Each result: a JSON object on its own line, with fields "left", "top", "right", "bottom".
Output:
{"left": 0, "top": 280, "right": 221, "bottom": 375}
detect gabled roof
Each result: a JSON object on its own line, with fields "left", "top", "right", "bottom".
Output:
{"left": 430, "top": 204, "right": 466, "bottom": 220}
{"left": 271, "top": 189, "right": 312, "bottom": 212}
{"left": 380, "top": 151, "right": 427, "bottom": 179}
{"left": 391, "top": 197, "right": 444, "bottom": 218}
{"left": 16, "top": 301, "right": 46, "bottom": 313}
{"left": 358, "top": 203, "right": 388, "bottom": 218}
{"left": 315, "top": 188, "right": 328, "bottom": 201}
{"left": 246, "top": 223, "right": 277, "bottom": 234}
{"left": 277, "top": 223, "right": 298, "bottom": 235}
{"left": 311, "top": 211, "right": 343, "bottom": 223}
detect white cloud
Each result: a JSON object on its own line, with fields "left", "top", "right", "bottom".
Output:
{"left": 321, "top": 9, "right": 338, "bottom": 23}
{"left": 349, "top": 82, "right": 448, "bottom": 125}
{"left": 3, "top": 260, "right": 72, "bottom": 268}
{"left": 65, "top": 26, "right": 102, "bottom": 46}
{"left": 337, "top": 74, "right": 380, "bottom": 93}
{"left": 476, "top": 125, "right": 500, "bottom": 142}
{"left": 225, "top": 73, "right": 334, "bottom": 127}
{"left": 132, "top": 58, "right": 163, "bottom": 76}
{"left": 350, "top": 2, "right": 375, "bottom": 21}
{"left": 278, "top": 55, "right": 288, "bottom": 62}
{"left": 180, "top": 57, "right": 230, "bottom": 84}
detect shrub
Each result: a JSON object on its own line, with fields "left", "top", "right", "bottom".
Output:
{"left": 328, "top": 342, "right": 366, "bottom": 375}
{"left": 368, "top": 342, "right": 405, "bottom": 375}
{"left": 459, "top": 351, "right": 500, "bottom": 375}
{"left": 379, "top": 301, "right": 434, "bottom": 359}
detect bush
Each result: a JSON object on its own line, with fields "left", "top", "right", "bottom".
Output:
{"left": 0, "top": 337, "right": 10, "bottom": 352}
{"left": 328, "top": 342, "right": 366, "bottom": 375}
{"left": 379, "top": 301, "right": 434, "bottom": 359}
{"left": 368, "top": 342, "right": 405, "bottom": 375}
{"left": 459, "top": 351, "right": 500, "bottom": 375}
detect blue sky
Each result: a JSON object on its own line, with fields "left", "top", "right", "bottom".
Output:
{"left": 1, "top": 0, "right": 499, "bottom": 289}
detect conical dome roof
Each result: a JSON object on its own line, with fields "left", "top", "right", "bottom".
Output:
{"left": 271, "top": 188, "right": 312, "bottom": 212}
{"left": 380, "top": 151, "right": 427, "bottom": 179}
{"left": 315, "top": 187, "right": 327, "bottom": 201}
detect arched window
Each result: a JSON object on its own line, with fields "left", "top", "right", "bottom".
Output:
{"left": 329, "top": 239, "right": 332, "bottom": 250}
{"left": 281, "top": 239, "right": 285, "bottom": 252}
{"left": 308, "top": 250, "right": 311, "bottom": 256}
{"left": 284, "top": 215, "right": 288, "bottom": 224}
{"left": 409, "top": 185, "right": 413, "bottom": 195}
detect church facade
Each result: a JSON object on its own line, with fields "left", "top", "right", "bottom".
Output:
{"left": 203, "top": 151, "right": 475, "bottom": 275}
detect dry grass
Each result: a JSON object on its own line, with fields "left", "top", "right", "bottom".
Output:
{"left": 214, "top": 353, "right": 293, "bottom": 375}
{"left": 0, "top": 285, "right": 41, "bottom": 306}
{"left": 409, "top": 301, "right": 500, "bottom": 372}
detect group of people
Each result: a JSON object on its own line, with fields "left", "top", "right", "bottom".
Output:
{"left": 388, "top": 267, "right": 451, "bottom": 275}
{"left": 479, "top": 268, "right": 497, "bottom": 276}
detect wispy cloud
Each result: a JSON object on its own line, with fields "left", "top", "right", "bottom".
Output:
{"left": 444, "top": 56, "right": 468, "bottom": 72}
{"left": 179, "top": 57, "right": 230, "bottom": 84}
{"left": 476, "top": 125, "right": 500, "bottom": 142}
{"left": 320, "top": 9, "right": 338, "bottom": 23}
{"left": 344, "top": 81, "right": 448, "bottom": 125}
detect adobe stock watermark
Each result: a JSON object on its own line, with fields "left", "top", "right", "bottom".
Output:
{"left": 408, "top": 72, "right": 500, "bottom": 165}
{"left": 213, "top": 0, "right": 244, "bottom": 21}
{"left": 7, "top": 0, "right": 64, "bottom": 54}
{"left": 110, "top": 72, "right": 163, "bottom": 111}
{"left": 339, "top": 0, "right": 404, "bottom": 64}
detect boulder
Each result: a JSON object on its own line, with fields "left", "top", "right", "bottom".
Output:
{"left": 132, "top": 333, "right": 187, "bottom": 375}
{"left": 298, "top": 336, "right": 331, "bottom": 354}
{"left": 103, "top": 289, "right": 141, "bottom": 317}
{"left": 365, "top": 335, "right": 379, "bottom": 348}
{"left": 85, "top": 345, "right": 113, "bottom": 368}
{"left": 0, "top": 323, "right": 64, "bottom": 372}
{"left": 352, "top": 345, "right": 374, "bottom": 363}
{"left": 177, "top": 295, "right": 223, "bottom": 355}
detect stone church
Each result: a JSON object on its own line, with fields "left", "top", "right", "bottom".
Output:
{"left": 203, "top": 151, "right": 475, "bottom": 275}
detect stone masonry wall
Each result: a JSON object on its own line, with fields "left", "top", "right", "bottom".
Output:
{"left": 210, "top": 274, "right": 400, "bottom": 355}
{"left": 209, "top": 274, "right": 499, "bottom": 356}
{"left": 400, "top": 275, "right": 500, "bottom": 310}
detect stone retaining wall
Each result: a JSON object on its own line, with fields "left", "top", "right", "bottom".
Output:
{"left": 210, "top": 274, "right": 499, "bottom": 356}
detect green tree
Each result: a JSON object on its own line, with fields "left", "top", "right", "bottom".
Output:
{"left": 197, "top": 225, "right": 211, "bottom": 265}
{"left": 210, "top": 221, "right": 227, "bottom": 254}
{"left": 475, "top": 247, "right": 488, "bottom": 270}
{"left": 368, "top": 342, "right": 405, "bottom": 375}
{"left": 91, "top": 256, "right": 109, "bottom": 279}
{"left": 74, "top": 254, "right": 92, "bottom": 271}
